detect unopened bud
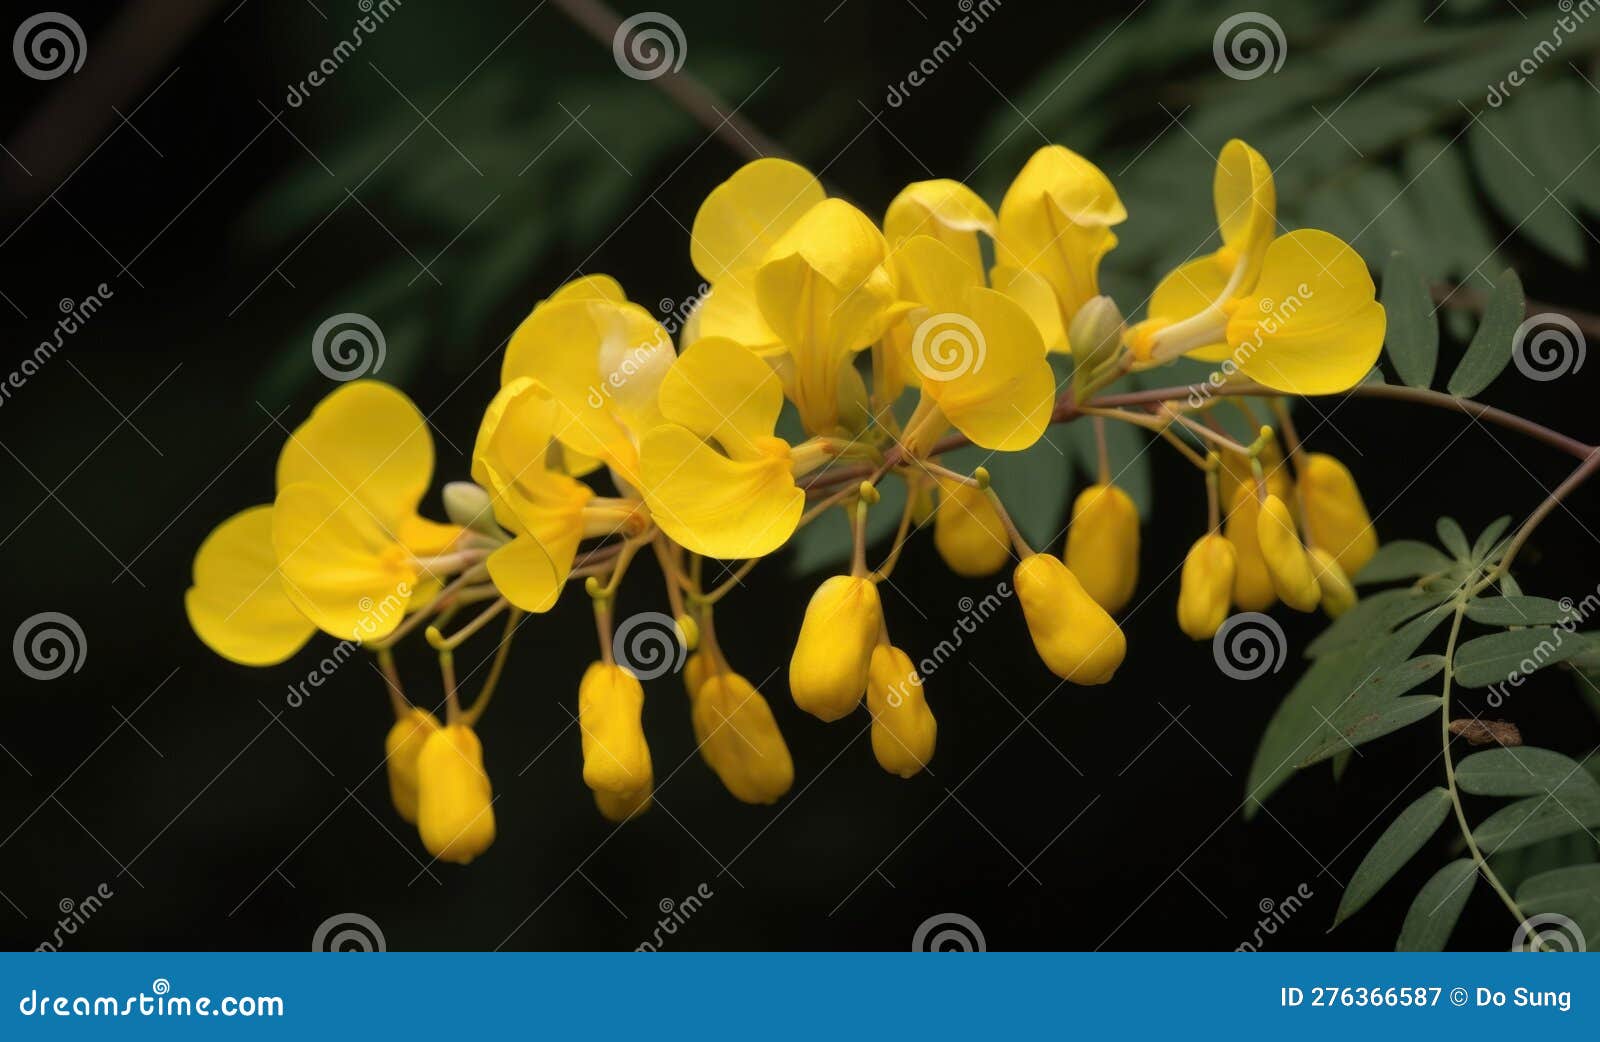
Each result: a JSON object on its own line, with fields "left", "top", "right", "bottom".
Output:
{"left": 1068, "top": 295, "right": 1125, "bottom": 386}
{"left": 443, "top": 481, "right": 501, "bottom": 536}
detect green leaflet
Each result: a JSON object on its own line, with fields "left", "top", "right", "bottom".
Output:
{"left": 1453, "top": 627, "right": 1595, "bottom": 688}
{"left": 1354, "top": 541, "right": 1455, "bottom": 585}
{"left": 1464, "top": 596, "right": 1575, "bottom": 626}
{"left": 1306, "top": 587, "right": 1452, "bottom": 659}
{"left": 1447, "top": 270, "right": 1524, "bottom": 398}
{"left": 1436, "top": 518, "right": 1471, "bottom": 560}
{"left": 1395, "top": 858, "right": 1476, "bottom": 952}
{"left": 1298, "top": 695, "right": 1442, "bottom": 769}
{"left": 1515, "top": 865, "right": 1600, "bottom": 949}
{"left": 1473, "top": 783, "right": 1600, "bottom": 856}
{"left": 1334, "top": 787, "right": 1453, "bottom": 927}
{"left": 1381, "top": 251, "right": 1438, "bottom": 388}
{"left": 1456, "top": 747, "right": 1596, "bottom": 797}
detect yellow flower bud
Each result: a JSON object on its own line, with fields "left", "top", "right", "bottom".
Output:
{"left": 1310, "top": 546, "right": 1357, "bottom": 619}
{"left": 1064, "top": 483, "right": 1140, "bottom": 612}
{"left": 866, "top": 645, "right": 936, "bottom": 778}
{"left": 693, "top": 671, "right": 794, "bottom": 804}
{"left": 578, "top": 662, "right": 654, "bottom": 801}
{"left": 933, "top": 478, "right": 1010, "bottom": 578}
{"left": 1256, "top": 493, "right": 1320, "bottom": 612}
{"left": 416, "top": 724, "right": 496, "bottom": 865}
{"left": 384, "top": 707, "right": 440, "bottom": 824}
{"left": 1299, "top": 452, "right": 1378, "bottom": 577}
{"left": 684, "top": 650, "right": 711, "bottom": 702}
{"left": 594, "top": 786, "right": 653, "bottom": 823}
{"left": 1014, "top": 553, "right": 1125, "bottom": 685}
{"left": 1177, "top": 533, "right": 1236, "bottom": 640}
{"left": 1224, "top": 484, "right": 1276, "bottom": 612}
{"left": 789, "top": 575, "right": 881, "bottom": 721}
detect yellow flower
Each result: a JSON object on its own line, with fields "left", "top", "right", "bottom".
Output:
{"left": 416, "top": 724, "right": 496, "bottom": 865}
{"left": 884, "top": 178, "right": 998, "bottom": 277}
{"left": 1064, "top": 483, "right": 1140, "bottom": 613}
{"left": 933, "top": 477, "right": 1010, "bottom": 577}
{"left": 891, "top": 235, "right": 1054, "bottom": 455}
{"left": 1014, "top": 553, "right": 1125, "bottom": 685}
{"left": 186, "top": 505, "right": 315, "bottom": 666}
{"left": 271, "top": 382, "right": 463, "bottom": 643}
{"left": 1299, "top": 452, "right": 1378, "bottom": 577}
{"left": 789, "top": 575, "right": 882, "bottom": 721}
{"left": 1177, "top": 533, "right": 1237, "bottom": 640}
{"left": 385, "top": 707, "right": 440, "bottom": 824}
{"left": 578, "top": 663, "right": 654, "bottom": 816}
{"left": 638, "top": 337, "right": 809, "bottom": 559}
{"left": 994, "top": 145, "right": 1126, "bottom": 344}
{"left": 1224, "top": 483, "right": 1276, "bottom": 612}
{"left": 866, "top": 645, "right": 936, "bottom": 778}
{"left": 1256, "top": 493, "right": 1320, "bottom": 612}
{"left": 1310, "top": 547, "right": 1357, "bottom": 619}
{"left": 502, "top": 275, "right": 675, "bottom": 491}
{"left": 692, "top": 667, "right": 794, "bottom": 804}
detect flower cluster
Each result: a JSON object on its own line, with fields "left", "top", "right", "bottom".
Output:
{"left": 187, "top": 139, "right": 1385, "bottom": 865}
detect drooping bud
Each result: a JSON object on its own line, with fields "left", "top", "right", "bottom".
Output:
{"left": 1309, "top": 547, "right": 1357, "bottom": 618}
{"left": 578, "top": 663, "right": 654, "bottom": 809}
{"left": 789, "top": 576, "right": 882, "bottom": 721}
{"left": 693, "top": 671, "right": 794, "bottom": 804}
{"left": 684, "top": 650, "right": 711, "bottom": 702}
{"left": 1177, "top": 533, "right": 1237, "bottom": 640}
{"left": 384, "top": 707, "right": 440, "bottom": 825}
{"left": 1064, "top": 483, "right": 1140, "bottom": 613}
{"left": 416, "top": 724, "right": 496, "bottom": 865}
{"left": 933, "top": 478, "right": 1010, "bottom": 578}
{"left": 1014, "top": 553, "right": 1125, "bottom": 685}
{"left": 866, "top": 645, "right": 936, "bottom": 777}
{"left": 1299, "top": 452, "right": 1378, "bottom": 577}
{"left": 1224, "top": 484, "right": 1276, "bottom": 611}
{"left": 1256, "top": 493, "right": 1320, "bottom": 612}
{"left": 1068, "top": 294, "right": 1125, "bottom": 387}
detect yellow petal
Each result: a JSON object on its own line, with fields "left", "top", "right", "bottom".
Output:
{"left": 933, "top": 478, "right": 1010, "bottom": 578}
{"left": 996, "top": 146, "right": 1123, "bottom": 330}
{"left": 1014, "top": 553, "right": 1125, "bottom": 685}
{"left": 1310, "top": 547, "right": 1357, "bottom": 619}
{"left": 1177, "top": 533, "right": 1236, "bottom": 640}
{"left": 1064, "top": 483, "right": 1140, "bottom": 613}
{"left": 272, "top": 481, "right": 416, "bottom": 642}
{"left": 1225, "top": 230, "right": 1385, "bottom": 395}
{"left": 892, "top": 234, "right": 982, "bottom": 312}
{"left": 912, "top": 286, "right": 1053, "bottom": 452}
{"left": 695, "top": 277, "right": 784, "bottom": 356}
{"left": 691, "top": 158, "right": 825, "bottom": 283}
{"left": 1147, "top": 257, "right": 1232, "bottom": 362}
{"left": 185, "top": 505, "right": 315, "bottom": 666}
{"left": 276, "top": 381, "right": 434, "bottom": 536}
{"left": 1299, "top": 452, "right": 1378, "bottom": 577}
{"left": 993, "top": 264, "right": 1068, "bottom": 353}
{"left": 1256, "top": 493, "right": 1320, "bottom": 612}
{"left": 883, "top": 179, "right": 997, "bottom": 276}
{"left": 656, "top": 337, "right": 783, "bottom": 458}
{"left": 1214, "top": 138, "right": 1276, "bottom": 288}
{"left": 693, "top": 670, "right": 794, "bottom": 804}
{"left": 866, "top": 645, "right": 936, "bottom": 778}
{"left": 789, "top": 575, "right": 881, "bottom": 721}
{"left": 1001, "top": 145, "right": 1127, "bottom": 228}
{"left": 547, "top": 274, "right": 626, "bottom": 305}
{"left": 638, "top": 423, "right": 802, "bottom": 560}
{"left": 416, "top": 725, "right": 496, "bottom": 865}
{"left": 578, "top": 662, "right": 653, "bottom": 798}
{"left": 385, "top": 708, "right": 441, "bottom": 824}
{"left": 485, "top": 533, "right": 568, "bottom": 614}
{"left": 1224, "top": 484, "right": 1277, "bottom": 612}
{"left": 472, "top": 377, "right": 562, "bottom": 494}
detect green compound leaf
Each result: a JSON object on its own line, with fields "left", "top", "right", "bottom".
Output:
{"left": 1335, "top": 787, "right": 1453, "bottom": 927}
{"left": 1447, "top": 269, "right": 1524, "bottom": 398}
{"left": 1382, "top": 250, "right": 1438, "bottom": 388}
{"left": 1453, "top": 626, "right": 1595, "bottom": 688}
{"left": 1395, "top": 858, "right": 1477, "bottom": 952}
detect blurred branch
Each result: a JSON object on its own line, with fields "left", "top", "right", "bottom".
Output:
{"left": 548, "top": 0, "right": 789, "bottom": 162}
{"left": 1432, "top": 282, "right": 1600, "bottom": 342}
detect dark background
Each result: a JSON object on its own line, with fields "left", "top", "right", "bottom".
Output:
{"left": 0, "top": 0, "right": 1597, "bottom": 951}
